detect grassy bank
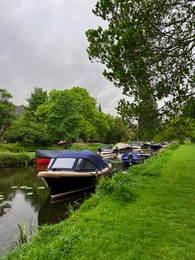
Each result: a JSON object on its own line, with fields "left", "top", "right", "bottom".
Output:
{"left": 3, "top": 143, "right": 195, "bottom": 259}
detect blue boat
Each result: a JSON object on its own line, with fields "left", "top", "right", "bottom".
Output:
{"left": 37, "top": 150, "right": 112, "bottom": 202}
{"left": 121, "top": 151, "right": 142, "bottom": 166}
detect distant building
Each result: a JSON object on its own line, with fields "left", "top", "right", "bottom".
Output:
{"left": 98, "top": 103, "right": 102, "bottom": 113}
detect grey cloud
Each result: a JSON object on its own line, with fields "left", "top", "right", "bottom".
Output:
{"left": 0, "top": 0, "right": 125, "bottom": 115}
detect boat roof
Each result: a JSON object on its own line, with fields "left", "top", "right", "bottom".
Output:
{"left": 57, "top": 150, "right": 108, "bottom": 168}
{"left": 37, "top": 150, "right": 109, "bottom": 169}
{"left": 36, "top": 150, "right": 72, "bottom": 158}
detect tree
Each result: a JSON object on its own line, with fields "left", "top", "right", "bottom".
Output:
{"left": 26, "top": 87, "right": 48, "bottom": 116}
{"left": 35, "top": 86, "right": 141, "bottom": 143}
{"left": 182, "top": 96, "right": 195, "bottom": 121}
{"left": 68, "top": 87, "right": 98, "bottom": 141}
{"left": 86, "top": 0, "right": 195, "bottom": 125}
{"left": 41, "top": 90, "right": 83, "bottom": 142}
{"left": 35, "top": 87, "right": 116, "bottom": 143}
{"left": 154, "top": 98, "right": 195, "bottom": 143}
{"left": 0, "top": 89, "right": 15, "bottom": 140}
{"left": 187, "top": 122, "right": 195, "bottom": 143}
{"left": 4, "top": 110, "right": 51, "bottom": 147}
{"left": 117, "top": 93, "right": 160, "bottom": 140}
{"left": 105, "top": 116, "right": 132, "bottom": 143}
{"left": 93, "top": 112, "right": 112, "bottom": 142}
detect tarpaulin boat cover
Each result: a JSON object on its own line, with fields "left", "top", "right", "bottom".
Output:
{"left": 49, "top": 150, "right": 109, "bottom": 170}
{"left": 35, "top": 150, "right": 71, "bottom": 159}
{"left": 121, "top": 151, "right": 140, "bottom": 161}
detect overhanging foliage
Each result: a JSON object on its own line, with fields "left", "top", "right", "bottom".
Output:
{"left": 86, "top": 0, "right": 195, "bottom": 122}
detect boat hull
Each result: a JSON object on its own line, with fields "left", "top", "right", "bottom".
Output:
{"left": 42, "top": 175, "right": 96, "bottom": 202}
{"left": 38, "top": 165, "right": 112, "bottom": 202}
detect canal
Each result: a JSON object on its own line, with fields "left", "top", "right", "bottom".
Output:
{"left": 0, "top": 162, "right": 122, "bottom": 257}
{"left": 0, "top": 166, "right": 88, "bottom": 257}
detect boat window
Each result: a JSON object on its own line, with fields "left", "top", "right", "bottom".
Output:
{"left": 50, "top": 158, "right": 76, "bottom": 170}
{"left": 76, "top": 159, "right": 96, "bottom": 172}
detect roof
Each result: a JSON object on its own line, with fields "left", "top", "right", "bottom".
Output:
{"left": 36, "top": 150, "right": 72, "bottom": 158}
{"left": 55, "top": 150, "right": 108, "bottom": 169}
{"left": 36, "top": 149, "right": 109, "bottom": 170}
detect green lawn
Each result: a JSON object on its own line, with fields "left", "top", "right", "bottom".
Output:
{"left": 3, "top": 143, "right": 195, "bottom": 260}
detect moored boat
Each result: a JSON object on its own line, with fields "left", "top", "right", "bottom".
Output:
{"left": 97, "top": 145, "right": 114, "bottom": 159}
{"left": 37, "top": 150, "right": 112, "bottom": 202}
{"left": 35, "top": 150, "right": 64, "bottom": 165}
{"left": 113, "top": 143, "right": 132, "bottom": 154}
{"left": 150, "top": 144, "right": 163, "bottom": 151}
{"left": 35, "top": 149, "right": 72, "bottom": 170}
{"left": 121, "top": 151, "right": 142, "bottom": 166}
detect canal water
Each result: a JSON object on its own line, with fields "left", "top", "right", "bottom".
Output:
{"left": 0, "top": 162, "right": 122, "bottom": 257}
{"left": 0, "top": 166, "right": 88, "bottom": 257}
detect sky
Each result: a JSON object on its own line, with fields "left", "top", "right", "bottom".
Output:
{"left": 0, "top": 0, "right": 126, "bottom": 116}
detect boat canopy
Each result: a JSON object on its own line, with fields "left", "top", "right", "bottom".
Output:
{"left": 49, "top": 150, "right": 109, "bottom": 170}
{"left": 36, "top": 150, "right": 71, "bottom": 158}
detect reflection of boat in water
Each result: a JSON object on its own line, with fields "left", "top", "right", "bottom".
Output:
{"left": 38, "top": 196, "right": 86, "bottom": 226}
{"left": 37, "top": 150, "right": 112, "bottom": 202}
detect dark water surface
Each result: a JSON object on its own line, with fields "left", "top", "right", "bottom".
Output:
{"left": 0, "top": 162, "right": 122, "bottom": 257}
{"left": 0, "top": 166, "right": 86, "bottom": 257}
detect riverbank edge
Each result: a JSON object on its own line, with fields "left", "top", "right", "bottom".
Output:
{"left": 2, "top": 142, "right": 195, "bottom": 259}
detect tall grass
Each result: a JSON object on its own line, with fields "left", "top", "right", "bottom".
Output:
{"left": 17, "top": 221, "right": 28, "bottom": 245}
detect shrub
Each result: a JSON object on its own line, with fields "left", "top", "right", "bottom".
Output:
{"left": 0, "top": 143, "right": 26, "bottom": 152}
{"left": 70, "top": 142, "right": 103, "bottom": 152}
{"left": 191, "top": 136, "right": 195, "bottom": 143}
{"left": 166, "top": 141, "right": 179, "bottom": 150}
{"left": 0, "top": 152, "right": 32, "bottom": 167}
{"left": 70, "top": 142, "right": 89, "bottom": 151}
{"left": 97, "top": 174, "right": 135, "bottom": 203}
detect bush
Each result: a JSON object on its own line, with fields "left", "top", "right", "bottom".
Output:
{"left": 0, "top": 143, "right": 26, "bottom": 152}
{"left": 0, "top": 152, "right": 32, "bottom": 167}
{"left": 190, "top": 136, "right": 195, "bottom": 143}
{"left": 97, "top": 174, "right": 136, "bottom": 203}
{"left": 166, "top": 141, "right": 179, "bottom": 150}
{"left": 70, "top": 142, "right": 103, "bottom": 152}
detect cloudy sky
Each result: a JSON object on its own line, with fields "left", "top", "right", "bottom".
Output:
{"left": 0, "top": 0, "right": 125, "bottom": 115}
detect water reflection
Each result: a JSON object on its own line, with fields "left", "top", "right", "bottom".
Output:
{"left": 0, "top": 167, "right": 85, "bottom": 257}
{"left": 38, "top": 196, "right": 86, "bottom": 226}
{"left": 0, "top": 190, "right": 39, "bottom": 257}
{"left": 0, "top": 162, "right": 123, "bottom": 257}
{"left": 0, "top": 202, "right": 11, "bottom": 217}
